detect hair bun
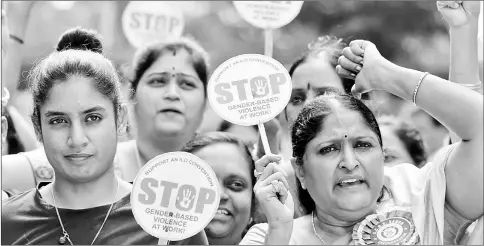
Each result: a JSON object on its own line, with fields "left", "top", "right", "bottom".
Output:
{"left": 56, "top": 27, "right": 103, "bottom": 54}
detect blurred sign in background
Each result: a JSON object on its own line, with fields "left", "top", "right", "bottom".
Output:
{"left": 3, "top": 1, "right": 483, "bottom": 132}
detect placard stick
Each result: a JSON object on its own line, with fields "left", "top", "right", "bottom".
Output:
{"left": 258, "top": 121, "right": 272, "bottom": 155}
{"left": 258, "top": 29, "right": 274, "bottom": 155}
{"left": 158, "top": 239, "right": 169, "bottom": 245}
{"left": 264, "top": 29, "right": 273, "bottom": 58}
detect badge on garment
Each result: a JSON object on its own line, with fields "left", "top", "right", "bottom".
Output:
{"left": 35, "top": 165, "right": 54, "bottom": 181}
{"left": 352, "top": 209, "right": 419, "bottom": 245}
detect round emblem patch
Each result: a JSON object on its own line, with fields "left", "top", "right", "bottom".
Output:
{"left": 352, "top": 210, "right": 419, "bottom": 245}
{"left": 35, "top": 165, "right": 54, "bottom": 181}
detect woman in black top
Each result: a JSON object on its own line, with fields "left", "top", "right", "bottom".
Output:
{"left": 1, "top": 27, "right": 207, "bottom": 245}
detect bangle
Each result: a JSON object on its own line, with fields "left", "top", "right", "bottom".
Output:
{"left": 413, "top": 72, "right": 429, "bottom": 106}
{"left": 460, "top": 81, "right": 482, "bottom": 90}
{"left": 9, "top": 34, "right": 24, "bottom": 44}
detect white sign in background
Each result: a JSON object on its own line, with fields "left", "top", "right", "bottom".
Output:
{"left": 122, "top": 1, "right": 185, "bottom": 48}
{"left": 207, "top": 54, "right": 292, "bottom": 126}
{"left": 233, "top": 1, "right": 304, "bottom": 29}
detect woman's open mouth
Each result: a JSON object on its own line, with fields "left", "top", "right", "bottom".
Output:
{"left": 335, "top": 176, "right": 367, "bottom": 190}
{"left": 337, "top": 178, "right": 365, "bottom": 187}
{"left": 213, "top": 208, "right": 232, "bottom": 221}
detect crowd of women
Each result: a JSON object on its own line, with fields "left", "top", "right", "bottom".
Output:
{"left": 1, "top": 1, "right": 483, "bottom": 245}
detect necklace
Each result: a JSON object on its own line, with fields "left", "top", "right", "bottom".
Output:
{"left": 312, "top": 211, "right": 326, "bottom": 245}
{"left": 51, "top": 180, "right": 120, "bottom": 245}
{"left": 134, "top": 141, "right": 144, "bottom": 169}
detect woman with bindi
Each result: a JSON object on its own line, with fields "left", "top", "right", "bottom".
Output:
{"left": 114, "top": 38, "right": 209, "bottom": 182}
{"left": 241, "top": 37, "right": 483, "bottom": 245}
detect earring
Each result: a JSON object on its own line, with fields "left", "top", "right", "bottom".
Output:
{"left": 301, "top": 182, "right": 306, "bottom": 190}
{"left": 118, "top": 128, "right": 125, "bottom": 134}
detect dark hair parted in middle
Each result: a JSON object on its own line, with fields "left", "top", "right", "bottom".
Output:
{"left": 130, "top": 37, "right": 210, "bottom": 99}
{"left": 288, "top": 35, "right": 354, "bottom": 94}
{"left": 290, "top": 94, "right": 382, "bottom": 214}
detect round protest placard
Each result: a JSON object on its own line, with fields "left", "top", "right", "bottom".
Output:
{"left": 207, "top": 54, "right": 292, "bottom": 126}
{"left": 122, "top": 1, "right": 185, "bottom": 48}
{"left": 233, "top": 1, "right": 304, "bottom": 29}
{"left": 131, "top": 152, "right": 220, "bottom": 241}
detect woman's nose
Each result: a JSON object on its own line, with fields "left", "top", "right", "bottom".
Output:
{"left": 163, "top": 81, "right": 180, "bottom": 101}
{"left": 339, "top": 144, "right": 359, "bottom": 171}
{"left": 67, "top": 122, "right": 89, "bottom": 148}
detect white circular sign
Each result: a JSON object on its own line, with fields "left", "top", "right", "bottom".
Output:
{"left": 122, "top": 1, "right": 185, "bottom": 48}
{"left": 233, "top": 1, "right": 304, "bottom": 29}
{"left": 207, "top": 54, "right": 292, "bottom": 126}
{"left": 131, "top": 152, "right": 220, "bottom": 241}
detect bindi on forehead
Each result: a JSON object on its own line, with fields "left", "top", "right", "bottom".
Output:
{"left": 328, "top": 114, "right": 379, "bottom": 143}
{"left": 321, "top": 105, "right": 360, "bottom": 137}
{"left": 144, "top": 50, "right": 199, "bottom": 81}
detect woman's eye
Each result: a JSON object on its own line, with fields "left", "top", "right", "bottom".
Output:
{"left": 228, "top": 181, "right": 245, "bottom": 191}
{"left": 316, "top": 91, "right": 327, "bottom": 97}
{"left": 319, "top": 146, "right": 338, "bottom": 155}
{"left": 149, "top": 78, "right": 168, "bottom": 85}
{"left": 180, "top": 80, "right": 196, "bottom": 90}
{"left": 290, "top": 97, "right": 304, "bottom": 105}
{"left": 49, "top": 118, "right": 67, "bottom": 125}
{"left": 355, "top": 141, "right": 372, "bottom": 148}
{"left": 86, "top": 115, "right": 102, "bottom": 123}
